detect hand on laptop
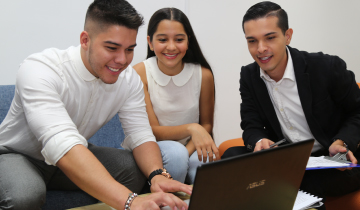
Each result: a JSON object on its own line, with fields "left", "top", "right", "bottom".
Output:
{"left": 150, "top": 175, "right": 192, "bottom": 195}
{"left": 254, "top": 138, "right": 275, "bottom": 152}
{"left": 140, "top": 175, "right": 191, "bottom": 210}
{"left": 131, "top": 191, "right": 188, "bottom": 210}
{"left": 329, "top": 139, "right": 357, "bottom": 171}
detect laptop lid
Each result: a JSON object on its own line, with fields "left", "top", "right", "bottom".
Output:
{"left": 187, "top": 139, "right": 314, "bottom": 210}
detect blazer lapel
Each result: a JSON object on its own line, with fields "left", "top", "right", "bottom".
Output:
{"left": 290, "top": 47, "right": 313, "bottom": 117}
{"left": 290, "top": 46, "right": 327, "bottom": 144}
{"left": 250, "top": 65, "right": 283, "bottom": 138}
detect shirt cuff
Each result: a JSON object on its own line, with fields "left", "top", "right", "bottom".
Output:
{"left": 121, "top": 129, "right": 156, "bottom": 151}
{"left": 41, "top": 132, "right": 88, "bottom": 165}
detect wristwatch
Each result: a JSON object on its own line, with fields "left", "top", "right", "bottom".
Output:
{"left": 148, "top": 168, "right": 173, "bottom": 185}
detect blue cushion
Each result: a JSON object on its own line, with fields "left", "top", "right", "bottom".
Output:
{"left": 0, "top": 85, "right": 125, "bottom": 209}
{"left": 89, "top": 114, "right": 125, "bottom": 149}
{"left": 0, "top": 85, "right": 15, "bottom": 123}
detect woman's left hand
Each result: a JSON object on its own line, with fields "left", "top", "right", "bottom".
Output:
{"left": 188, "top": 123, "right": 219, "bottom": 162}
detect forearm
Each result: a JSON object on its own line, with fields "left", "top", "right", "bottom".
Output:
{"left": 201, "top": 123, "right": 213, "bottom": 135}
{"left": 132, "top": 141, "right": 163, "bottom": 177}
{"left": 56, "top": 145, "right": 130, "bottom": 210}
{"left": 152, "top": 123, "right": 198, "bottom": 141}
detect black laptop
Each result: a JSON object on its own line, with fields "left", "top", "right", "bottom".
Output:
{"left": 163, "top": 139, "right": 314, "bottom": 210}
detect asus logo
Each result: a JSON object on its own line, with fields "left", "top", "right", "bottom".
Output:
{"left": 246, "top": 180, "right": 266, "bottom": 190}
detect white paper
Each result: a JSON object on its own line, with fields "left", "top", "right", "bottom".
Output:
{"left": 293, "top": 190, "right": 323, "bottom": 210}
{"left": 306, "top": 156, "right": 350, "bottom": 169}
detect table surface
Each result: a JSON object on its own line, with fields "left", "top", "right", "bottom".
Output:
{"left": 68, "top": 193, "right": 317, "bottom": 210}
{"left": 68, "top": 192, "right": 190, "bottom": 210}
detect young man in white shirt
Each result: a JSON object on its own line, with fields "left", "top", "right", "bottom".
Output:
{"left": 0, "top": 0, "right": 191, "bottom": 209}
{"left": 223, "top": 1, "right": 360, "bottom": 209}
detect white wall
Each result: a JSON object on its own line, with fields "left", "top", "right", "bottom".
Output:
{"left": 1, "top": 1, "right": 360, "bottom": 145}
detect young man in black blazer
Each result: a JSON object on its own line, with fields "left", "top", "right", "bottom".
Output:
{"left": 224, "top": 1, "right": 360, "bottom": 208}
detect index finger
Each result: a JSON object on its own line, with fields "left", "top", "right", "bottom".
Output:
{"left": 347, "top": 151, "right": 357, "bottom": 164}
{"left": 342, "top": 151, "right": 356, "bottom": 170}
{"left": 161, "top": 197, "right": 188, "bottom": 210}
{"left": 168, "top": 193, "right": 189, "bottom": 210}
{"left": 165, "top": 181, "right": 192, "bottom": 195}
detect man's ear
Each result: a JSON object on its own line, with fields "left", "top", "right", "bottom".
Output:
{"left": 285, "top": 28, "right": 293, "bottom": 45}
{"left": 80, "top": 31, "right": 90, "bottom": 51}
{"left": 147, "top": 36, "right": 154, "bottom": 51}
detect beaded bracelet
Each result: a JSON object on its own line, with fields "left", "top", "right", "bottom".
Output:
{"left": 124, "top": 193, "right": 138, "bottom": 210}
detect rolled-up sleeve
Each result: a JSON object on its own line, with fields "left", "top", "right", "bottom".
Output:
{"left": 120, "top": 68, "right": 156, "bottom": 150}
{"left": 17, "top": 57, "right": 87, "bottom": 165}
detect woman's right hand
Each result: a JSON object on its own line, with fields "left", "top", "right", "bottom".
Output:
{"left": 130, "top": 192, "right": 187, "bottom": 210}
{"left": 188, "top": 123, "right": 219, "bottom": 162}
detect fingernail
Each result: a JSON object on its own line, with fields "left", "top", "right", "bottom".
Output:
{"left": 173, "top": 207, "right": 177, "bottom": 210}
{"left": 182, "top": 207, "right": 186, "bottom": 210}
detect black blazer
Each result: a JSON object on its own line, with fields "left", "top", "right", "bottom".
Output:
{"left": 240, "top": 46, "right": 360, "bottom": 154}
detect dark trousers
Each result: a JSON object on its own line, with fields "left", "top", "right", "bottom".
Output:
{"left": 222, "top": 146, "right": 360, "bottom": 210}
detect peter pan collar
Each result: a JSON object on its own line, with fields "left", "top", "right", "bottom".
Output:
{"left": 148, "top": 56, "right": 194, "bottom": 87}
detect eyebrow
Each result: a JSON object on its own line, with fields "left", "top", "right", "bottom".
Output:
{"left": 155, "top": 33, "right": 187, "bottom": 37}
{"left": 104, "top": 41, "right": 137, "bottom": 48}
{"left": 265, "top": 32, "right": 277, "bottom": 36}
{"left": 246, "top": 32, "right": 277, "bottom": 40}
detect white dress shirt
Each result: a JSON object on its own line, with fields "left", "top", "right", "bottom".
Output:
{"left": 260, "top": 47, "right": 323, "bottom": 152}
{"left": 0, "top": 45, "right": 155, "bottom": 165}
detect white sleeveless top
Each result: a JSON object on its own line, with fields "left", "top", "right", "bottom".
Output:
{"left": 144, "top": 56, "right": 202, "bottom": 145}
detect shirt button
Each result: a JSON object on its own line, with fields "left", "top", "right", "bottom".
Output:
{"left": 274, "top": 87, "right": 278, "bottom": 91}
{"left": 280, "top": 108, "right": 284, "bottom": 112}
{"left": 289, "top": 127, "right": 293, "bottom": 130}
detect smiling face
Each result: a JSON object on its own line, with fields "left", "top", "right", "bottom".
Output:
{"left": 244, "top": 16, "right": 293, "bottom": 81}
{"left": 147, "top": 20, "right": 189, "bottom": 76}
{"left": 80, "top": 24, "right": 137, "bottom": 84}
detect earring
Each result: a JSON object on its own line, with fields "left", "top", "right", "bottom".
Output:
{"left": 150, "top": 48, "right": 154, "bottom": 51}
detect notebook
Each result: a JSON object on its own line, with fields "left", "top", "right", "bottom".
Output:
{"left": 163, "top": 139, "right": 314, "bottom": 210}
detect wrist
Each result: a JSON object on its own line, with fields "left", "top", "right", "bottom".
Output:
{"left": 187, "top": 123, "right": 198, "bottom": 135}
{"left": 333, "top": 139, "right": 347, "bottom": 147}
{"left": 124, "top": 193, "right": 137, "bottom": 210}
{"left": 148, "top": 168, "right": 173, "bottom": 185}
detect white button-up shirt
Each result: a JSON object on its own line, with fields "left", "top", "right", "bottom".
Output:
{"left": 0, "top": 45, "right": 156, "bottom": 165}
{"left": 260, "top": 47, "right": 323, "bottom": 152}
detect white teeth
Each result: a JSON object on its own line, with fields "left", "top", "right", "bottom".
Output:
{"left": 260, "top": 56, "right": 270, "bottom": 60}
{"left": 108, "top": 66, "right": 120, "bottom": 72}
{"left": 165, "top": 54, "right": 176, "bottom": 57}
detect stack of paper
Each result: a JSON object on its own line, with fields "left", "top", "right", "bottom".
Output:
{"left": 293, "top": 190, "right": 323, "bottom": 210}
{"left": 306, "top": 156, "right": 351, "bottom": 169}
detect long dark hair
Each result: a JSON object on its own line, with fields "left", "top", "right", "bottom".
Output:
{"left": 146, "top": 8, "right": 212, "bottom": 72}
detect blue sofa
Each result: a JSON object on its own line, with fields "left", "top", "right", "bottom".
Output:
{"left": 0, "top": 85, "right": 125, "bottom": 209}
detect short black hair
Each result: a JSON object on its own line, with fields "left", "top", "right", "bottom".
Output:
{"left": 242, "top": 1, "right": 288, "bottom": 34}
{"left": 85, "top": 0, "right": 144, "bottom": 31}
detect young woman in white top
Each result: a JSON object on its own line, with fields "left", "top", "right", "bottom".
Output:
{"left": 134, "top": 7, "right": 219, "bottom": 184}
